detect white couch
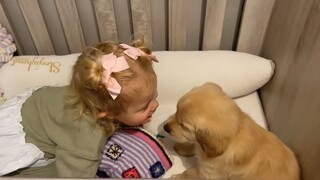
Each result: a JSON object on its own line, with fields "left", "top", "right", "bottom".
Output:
{"left": 0, "top": 50, "right": 274, "bottom": 178}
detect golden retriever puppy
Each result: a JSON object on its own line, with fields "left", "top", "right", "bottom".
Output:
{"left": 164, "top": 82, "right": 300, "bottom": 180}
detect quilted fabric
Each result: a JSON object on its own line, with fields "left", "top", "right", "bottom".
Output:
{"left": 98, "top": 127, "right": 173, "bottom": 178}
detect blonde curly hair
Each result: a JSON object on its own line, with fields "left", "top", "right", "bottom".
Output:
{"left": 66, "top": 40, "right": 157, "bottom": 137}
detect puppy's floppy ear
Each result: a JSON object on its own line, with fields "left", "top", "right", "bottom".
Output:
{"left": 196, "top": 129, "right": 229, "bottom": 158}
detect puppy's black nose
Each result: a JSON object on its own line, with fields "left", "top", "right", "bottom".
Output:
{"left": 164, "top": 124, "right": 170, "bottom": 133}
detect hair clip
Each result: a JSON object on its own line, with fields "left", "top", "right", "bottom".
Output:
{"left": 119, "top": 43, "right": 159, "bottom": 62}
{"left": 101, "top": 53, "right": 129, "bottom": 99}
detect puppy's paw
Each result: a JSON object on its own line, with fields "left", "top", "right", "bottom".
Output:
{"left": 170, "top": 168, "right": 200, "bottom": 179}
{"left": 174, "top": 142, "right": 195, "bottom": 157}
{"left": 170, "top": 173, "right": 183, "bottom": 179}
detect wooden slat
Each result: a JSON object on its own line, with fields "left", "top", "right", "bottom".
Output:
{"left": 168, "top": 0, "right": 187, "bottom": 50}
{"left": 150, "top": 0, "right": 166, "bottom": 50}
{"left": 93, "top": 0, "right": 118, "bottom": 42}
{"left": 112, "top": 0, "right": 132, "bottom": 44}
{"left": 55, "top": 0, "right": 85, "bottom": 53}
{"left": 202, "top": 0, "right": 227, "bottom": 50}
{"left": 18, "top": 0, "right": 54, "bottom": 55}
{"left": 130, "top": 0, "right": 152, "bottom": 48}
{"left": 0, "top": 2, "right": 23, "bottom": 55}
{"left": 2, "top": 0, "right": 246, "bottom": 54}
{"left": 186, "top": 0, "right": 203, "bottom": 50}
{"left": 236, "top": 0, "right": 275, "bottom": 55}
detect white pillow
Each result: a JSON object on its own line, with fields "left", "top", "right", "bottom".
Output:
{"left": 153, "top": 51, "right": 274, "bottom": 104}
{"left": 0, "top": 51, "right": 274, "bottom": 100}
{"left": 0, "top": 54, "right": 79, "bottom": 99}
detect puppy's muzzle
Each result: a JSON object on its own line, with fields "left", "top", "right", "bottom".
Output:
{"left": 164, "top": 123, "right": 171, "bottom": 134}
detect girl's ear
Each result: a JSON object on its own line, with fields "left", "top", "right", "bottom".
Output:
{"left": 97, "top": 112, "right": 108, "bottom": 118}
{"left": 98, "top": 112, "right": 115, "bottom": 120}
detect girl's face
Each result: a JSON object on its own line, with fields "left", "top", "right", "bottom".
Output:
{"left": 115, "top": 90, "right": 159, "bottom": 126}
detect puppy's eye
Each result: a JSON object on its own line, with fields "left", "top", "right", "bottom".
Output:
{"left": 179, "top": 122, "right": 188, "bottom": 130}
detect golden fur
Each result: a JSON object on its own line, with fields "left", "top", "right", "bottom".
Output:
{"left": 164, "top": 82, "right": 300, "bottom": 179}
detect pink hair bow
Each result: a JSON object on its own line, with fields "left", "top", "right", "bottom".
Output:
{"left": 119, "top": 43, "right": 159, "bottom": 62}
{"left": 101, "top": 53, "right": 129, "bottom": 99}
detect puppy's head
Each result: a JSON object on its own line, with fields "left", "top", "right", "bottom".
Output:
{"left": 164, "top": 82, "right": 242, "bottom": 157}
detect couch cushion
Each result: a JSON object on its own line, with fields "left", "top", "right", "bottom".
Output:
{"left": 0, "top": 51, "right": 274, "bottom": 101}
{"left": 153, "top": 51, "right": 274, "bottom": 104}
